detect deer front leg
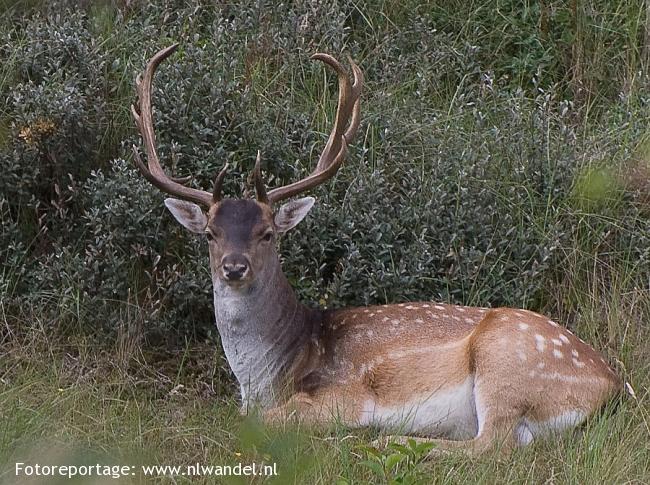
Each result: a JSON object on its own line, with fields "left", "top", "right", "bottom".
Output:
{"left": 263, "top": 388, "right": 362, "bottom": 427}
{"left": 263, "top": 393, "right": 322, "bottom": 424}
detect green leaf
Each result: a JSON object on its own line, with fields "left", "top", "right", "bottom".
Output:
{"left": 358, "top": 444, "right": 383, "bottom": 458}
{"left": 359, "top": 460, "right": 385, "bottom": 477}
{"left": 385, "top": 453, "right": 405, "bottom": 472}
{"left": 387, "top": 443, "right": 410, "bottom": 455}
{"left": 414, "top": 441, "right": 435, "bottom": 455}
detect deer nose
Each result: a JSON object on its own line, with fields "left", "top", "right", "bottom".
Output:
{"left": 221, "top": 255, "right": 250, "bottom": 281}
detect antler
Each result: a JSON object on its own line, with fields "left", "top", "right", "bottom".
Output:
{"left": 260, "top": 53, "right": 363, "bottom": 205}
{"left": 131, "top": 44, "right": 218, "bottom": 207}
{"left": 132, "top": 46, "right": 362, "bottom": 207}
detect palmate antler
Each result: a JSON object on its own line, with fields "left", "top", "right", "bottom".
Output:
{"left": 132, "top": 44, "right": 363, "bottom": 207}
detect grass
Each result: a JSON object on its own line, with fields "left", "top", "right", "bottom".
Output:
{"left": 1, "top": 0, "right": 650, "bottom": 483}
{"left": 1, "top": 321, "right": 648, "bottom": 484}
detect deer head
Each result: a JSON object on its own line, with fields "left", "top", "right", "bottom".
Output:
{"left": 131, "top": 44, "right": 362, "bottom": 290}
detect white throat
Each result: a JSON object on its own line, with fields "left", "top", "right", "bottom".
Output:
{"left": 211, "top": 263, "right": 310, "bottom": 408}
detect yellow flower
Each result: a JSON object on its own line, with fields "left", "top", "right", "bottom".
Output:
{"left": 18, "top": 126, "right": 33, "bottom": 144}
{"left": 17, "top": 118, "right": 57, "bottom": 146}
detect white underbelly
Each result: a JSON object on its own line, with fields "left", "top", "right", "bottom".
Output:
{"left": 360, "top": 376, "right": 478, "bottom": 440}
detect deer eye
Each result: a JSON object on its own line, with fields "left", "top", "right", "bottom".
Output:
{"left": 205, "top": 232, "right": 214, "bottom": 241}
{"left": 262, "top": 231, "right": 273, "bottom": 242}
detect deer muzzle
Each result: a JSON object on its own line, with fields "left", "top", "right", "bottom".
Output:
{"left": 221, "top": 254, "right": 251, "bottom": 282}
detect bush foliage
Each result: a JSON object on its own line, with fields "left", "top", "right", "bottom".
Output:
{"left": 1, "top": 0, "right": 648, "bottom": 343}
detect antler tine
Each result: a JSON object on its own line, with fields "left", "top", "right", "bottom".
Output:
{"left": 344, "top": 59, "right": 363, "bottom": 141}
{"left": 266, "top": 53, "right": 363, "bottom": 204}
{"left": 132, "top": 44, "right": 214, "bottom": 207}
{"left": 312, "top": 54, "right": 352, "bottom": 173}
{"left": 253, "top": 150, "right": 269, "bottom": 204}
{"left": 212, "top": 163, "right": 229, "bottom": 203}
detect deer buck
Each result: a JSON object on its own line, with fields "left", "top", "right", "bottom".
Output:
{"left": 132, "top": 44, "right": 621, "bottom": 454}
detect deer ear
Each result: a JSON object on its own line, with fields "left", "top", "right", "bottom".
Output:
{"left": 164, "top": 198, "right": 207, "bottom": 233}
{"left": 274, "top": 197, "right": 315, "bottom": 233}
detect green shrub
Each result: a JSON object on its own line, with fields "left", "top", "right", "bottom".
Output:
{"left": 0, "top": 0, "right": 648, "bottom": 345}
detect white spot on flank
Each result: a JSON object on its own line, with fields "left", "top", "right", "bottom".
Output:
{"left": 537, "top": 362, "right": 546, "bottom": 369}
{"left": 515, "top": 311, "right": 526, "bottom": 318}
{"left": 539, "top": 372, "right": 599, "bottom": 383}
{"left": 452, "top": 315, "right": 461, "bottom": 321}
{"left": 383, "top": 316, "right": 390, "bottom": 322}
{"left": 551, "top": 338, "right": 562, "bottom": 346}
{"left": 434, "top": 305, "right": 445, "bottom": 310}
{"left": 553, "top": 349, "right": 563, "bottom": 359}
{"left": 415, "top": 318, "right": 424, "bottom": 324}
{"left": 398, "top": 303, "right": 405, "bottom": 307}
{"left": 559, "top": 334, "right": 570, "bottom": 344}
{"left": 572, "top": 357, "right": 586, "bottom": 368}
{"left": 422, "top": 304, "right": 430, "bottom": 308}
{"left": 457, "top": 307, "right": 466, "bottom": 313}
{"left": 548, "top": 320, "right": 559, "bottom": 327}
{"left": 376, "top": 309, "right": 384, "bottom": 313}
{"left": 363, "top": 309, "right": 369, "bottom": 313}
{"left": 369, "top": 312, "right": 375, "bottom": 317}
{"left": 535, "top": 335, "right": 546, "bottom": 352}
{"left": 571, "top": 349, "right": 579, "bottom": 358}
{"left": 351, "top": 314, "right": 358, "bottom": 319}
{"left": 464, "top": 317, "right": 474, "bottom": 324}
{"left": 405, "top": 305, "right": 416, "bottom": 310}
{"left": 518, "top": 323, "right": 530, "bottom": 331}
{"left": 516, "top": 349, "right": 527, "bottom": 362}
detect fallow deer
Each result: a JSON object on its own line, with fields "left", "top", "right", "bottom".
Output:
{"left": 131, "top": 44, "right": 621, "bottom": 454}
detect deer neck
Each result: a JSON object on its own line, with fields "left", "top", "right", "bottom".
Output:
{"left": 211, "top": 257, "right": 314, "bottom": 408}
